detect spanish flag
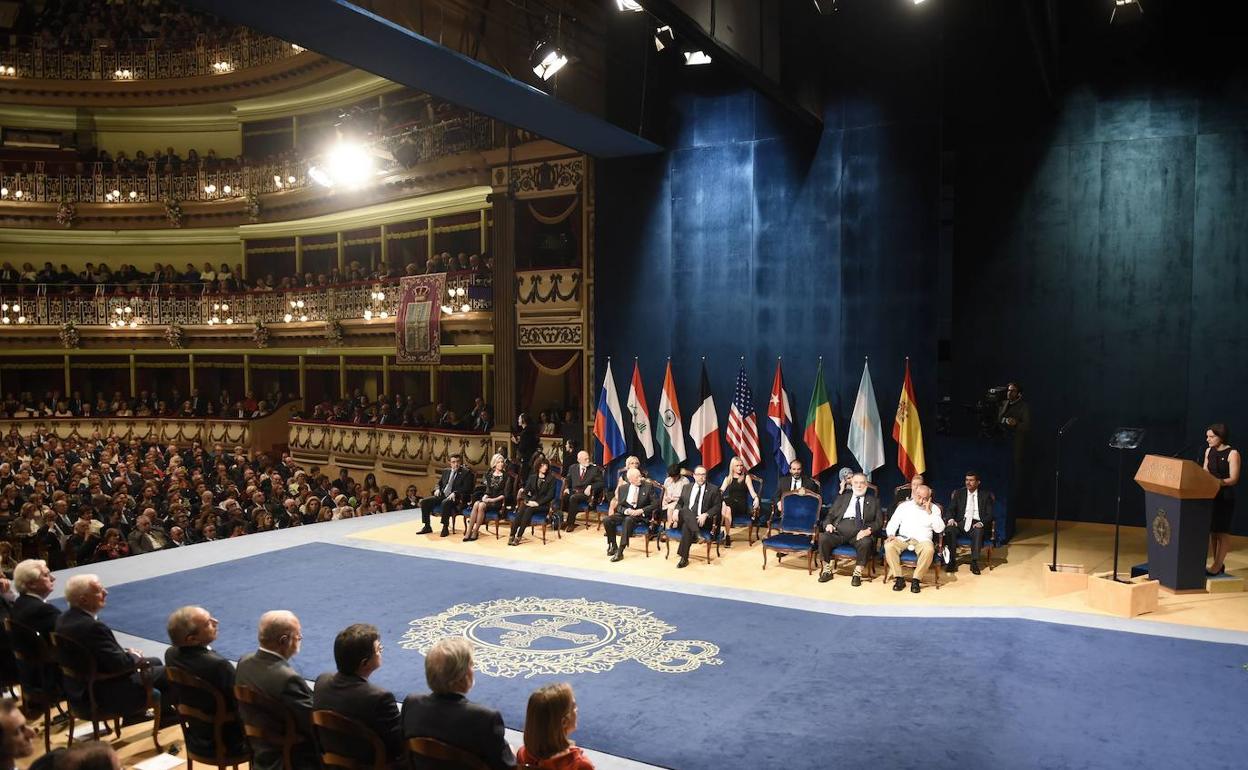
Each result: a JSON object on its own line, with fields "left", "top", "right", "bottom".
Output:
{"left": 803, "top": 360, "right": 837, "bottom": 476}
{"left": 892, "top": 358, "right": 926, "bottom": 478}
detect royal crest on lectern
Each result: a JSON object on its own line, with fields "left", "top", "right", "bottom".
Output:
{"left": 399, "top": 597, "right": 722, "bottom": 678}
{"left": 1151, "top": 509, "right": 1171, "bottom": 547}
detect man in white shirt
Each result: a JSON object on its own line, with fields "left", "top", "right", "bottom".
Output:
{"left": 885, "top": 485, "right": 946, "bottom": 593}
{"left": 946, "top": 471, "right": 993, "bottom": 574}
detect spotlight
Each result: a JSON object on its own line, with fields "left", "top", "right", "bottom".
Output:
{"left": 324, "top": 142, "right": 374, "bottom": 188}
{"left": 531, "top": 40, "right": 569, "bottom": 81}
{"left": 654, "top": 25, "right": 674, "bottom": 51}
{"left": 683, "top": 50, "right": 712, "bottom": 66}
{"left": 1110, "top": 0, "right": 1143, "bottom": 23}
{"left": 616, "top": 1, "right": 644, "bottom": 10}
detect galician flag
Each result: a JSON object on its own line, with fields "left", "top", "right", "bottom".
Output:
{"left": 593, "top": 359, "right": 627, "bottom": 465}
{"left": 848, "top": 359, "right": 885, "bottom": 478}
{"left": 655, "top": 360, "right": 687, "bottom": 466}
{"left": 626, "top": 360, "right": 655, "bottom": 459}
{"left": 690, "top": 362, "right": 723, "bottom": 470}
{"left": 892, "top": 358, "right": 926, "bottom": 478}
{"left": 803, "top": 359, "right": 838, "bottom": 475}
{"left": 766, "top": 359, "right": 798, "bottom": 469}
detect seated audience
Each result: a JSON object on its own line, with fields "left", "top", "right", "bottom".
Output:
{"left": 313, "top": 624, "right": 403, "bottom": 765}
{"left": 603, "top": 467, "right": 658, "bottom": 562}
{"left": 516, "top": 683, "right": 594, "bottom": 770}
{"left": 164, "top": 606, "right": 248, "bottom": 759}
{"left": 884, "top": 484, "right": 946, "bottom": 594}
{"left": 234, "top": 610, "right": 318, "bottom": 770}
{"left": 418, "top": 454, "right": 474, "bottom": 538}
{"left": 0, "top": 699, "right": 35, "bottom": 770}
{"left": 945, "top": 471, "right": 993, "bottom": 575}
{"left": 509, "top": 458, "right": 556, "bottom": 545}
{"left": 816, "top": 473, "right": 881, "bottom": 587}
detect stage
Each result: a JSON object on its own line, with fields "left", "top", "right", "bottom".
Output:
{"left": 46, "top": 511, "right": 1248, "bottom": 770}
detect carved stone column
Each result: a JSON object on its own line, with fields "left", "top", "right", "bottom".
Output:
{"left": 490, "top": 187, "right": 517, "bottom": 430}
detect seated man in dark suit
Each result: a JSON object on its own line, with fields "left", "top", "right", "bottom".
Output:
{"left": 817, "top": 473, "right": 883, "bottom": 587}
{"left": 313, "top": 624, "right": 403, "bottom": 766}
{"left": 54, "top": 574, "right": 169, "bottom": 720}
{"left": 604, "top": 467, "right": 659, "bottom": 562}
{"left": 776, "top": 460, "right": 819, "bottom": 514}
{"left": 418, "top": 454, "right": 475, "bottom": 537}
{"left": 945, "top": 471, "right": 994, "bottom": 575}
{"left": 561, "top": 451, "right": 604, "bottom": 532}
{"left": 0, "top": 698, "right": 36, "bottom": 770}
{"left": 402, "top": 637, "right": 515, "bottom": 770}
{"left": 675, "top": 466, "right": 724, "bottom": 569}
{"left": 11, "top": 560, "right": 61, "bottom": 693}
{"left": 234, "top": 610, "right": 318, "bottom": 770}
{"left": 164, "top": 606, "right": 247, "bottom": 759}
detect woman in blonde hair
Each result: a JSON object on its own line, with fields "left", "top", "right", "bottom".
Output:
{"left": 465, "top": 453, "right": 511, "bottom": 542}
{"left": 517, "top": 683, "right": 593, "bottom": 770}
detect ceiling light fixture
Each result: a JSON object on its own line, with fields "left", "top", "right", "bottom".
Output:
{"left": 683, "top": 50, "right": 712, "bottom": 66}
{"left": 654, "top": 25, "right": 674, "bottom": 51}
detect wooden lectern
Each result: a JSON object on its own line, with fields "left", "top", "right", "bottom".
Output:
{"left": 1133, "top": 455, "right": 1221, "bottom": 591}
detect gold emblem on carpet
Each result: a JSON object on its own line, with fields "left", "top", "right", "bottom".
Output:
{"left": 399, "top": 597, "right": 722, "bottom": 678}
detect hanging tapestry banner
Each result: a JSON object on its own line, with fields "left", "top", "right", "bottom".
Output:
{"left": 395, "top": 273, "right": 445, "bottom": 364}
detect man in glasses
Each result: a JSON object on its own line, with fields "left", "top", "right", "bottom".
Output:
{"left": 313, "top": 624, "right": 403, "bottom": 765}
{"left": 235, "top": 610, "right": 318, "bottom": 770}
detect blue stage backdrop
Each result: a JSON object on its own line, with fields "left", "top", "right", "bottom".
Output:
{"left": 90, "top": 542, "right": 1248, "bottom": 770}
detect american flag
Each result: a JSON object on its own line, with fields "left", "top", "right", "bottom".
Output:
{"left": 726, "top": 366, "right": 761, "bottom": 470}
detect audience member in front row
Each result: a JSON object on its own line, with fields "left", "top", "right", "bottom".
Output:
{"left": 817, "top": 473, "right": 882, "bottom": 587}
{"left": 465, "top": 454, "right": 511, "bottom": 542}
{"left": 57, "top": 741, "right": 122, "bottom": 770}
{"left": 509, "top": 458, "right": 556, "bottom": 546}
{"left": 11, "top": 560, "right": 60, "bottom": 693}
{"left": 884, "top": 485, "right": 946, "bottom": 594}
{"left": 516, "top": 683, "right": 594, "bottom": 770}
{"left": 604, "top": 467, "right": 658, "bottom": 562}
{"left": 164, "top": 606, "right": 248, "bottom": 759}
{"left": 55, "top": 574, "right": 171, "bottom": 720}
{"left": 402, "top": 637, "right": 515, "bottom": 770}
{"left": 418, "top": 454, "right": 474, "bottom": 537}
{"left": 946, "top": 471, "right": 993, "bottom": 575}
{"left": 660, "top": 463, "right": 688, "bottom": 528}
{"left": 0, "top": 698, "right": 35, "bottom": 770}
{"left": 234, "top": 610, "right": 318, "bottom": 770}
{"left": 675, "top": 466, "right": 723, "bottom": 569}
{"left": 561, "top": 451, "right": 604, "bottom": 532}
{"left": 313, "top": 623, "right": 403, "bottom": 765}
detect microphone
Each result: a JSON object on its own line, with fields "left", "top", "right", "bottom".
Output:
{"left": 1170, "top": 439, "right": 1202, "bottom": 459}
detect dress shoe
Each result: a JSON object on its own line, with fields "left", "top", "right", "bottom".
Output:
{"left": 418, "top": 525, "right": 433, "bottom": 535}
{"left": 818, "top": 568, "right": 833, "bottom": 583}
{"left": 1206, "top": 565, "right": 1226, "bottom": 577}
{"left": 507, "top": 537, "right": 517, "bottom": 546}
{"left": 677, "top": 558, "right": 689, "bottom": 568}
{"left": 970, "top": 563, "right": 981, "bottom": 575}
{"left": 723, "top": 535, "right": 733, "bottom": 547}
{"left": 611, "top": 551, "right": 624, "bottom": 562}
{"left": 439, "top": 528, "right": 450, "bottom": 538}
{"left": 607, "top": 544, "right": 617, "bottom": 557}
{"left": 911, "top": 579, "right": 921, "bottom": 594}
{"left": 893, "top": 577, "right": 906, "bottom": 591}
{"left": 851, "top": 574, "right": 862, "bottom": 587}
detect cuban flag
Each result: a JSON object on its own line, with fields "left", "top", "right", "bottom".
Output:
{"left": 766, "top": 359, "right": 798, "bottom": 468}
{"left": 594, "top": 359, "right": 627, "bottom": 465}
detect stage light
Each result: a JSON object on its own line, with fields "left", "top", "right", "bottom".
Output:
{"left": 683, "top": 50, "right": 712, "bottom": 66}
{"left": 616, "top": 1, "right": 644, "bottom": 11}
{"left": 307, "top": 165, "right": 333, "bottom": 188}
{"left": 531, "top": 41, "right": 569, "bottom": 81}
{"left": 324, "top": 142, "right": 374, "bottom": 189}
{"left": 654, "top": 25, "right": 674, "bottom": 51}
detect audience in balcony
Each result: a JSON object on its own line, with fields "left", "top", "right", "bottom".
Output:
{"left": 1, "top": 387, "right": 285, "bottom": 420}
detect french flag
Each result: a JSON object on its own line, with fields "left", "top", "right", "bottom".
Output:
{"left": 594, "top": 359, "right": 628, "bottom": 465}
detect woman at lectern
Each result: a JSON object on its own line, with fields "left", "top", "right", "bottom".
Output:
{"left": 1203, "top": 423, "right": 1240, "bottom": 576}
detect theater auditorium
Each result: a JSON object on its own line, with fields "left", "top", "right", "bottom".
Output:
{"left": 0, "top": 1, "right": 1245, "bottom": 769}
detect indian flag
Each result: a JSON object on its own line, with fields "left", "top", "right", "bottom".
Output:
{"left": 655, "top": 360, "right": 687, "bottom": 465}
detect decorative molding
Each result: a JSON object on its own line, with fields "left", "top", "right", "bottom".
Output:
{"left": 518, "top": 323, "right": 582, "bottom": 348}
{"left": 239, "top": 185, "right": 493, "bottom": 237}
{"left": 515, "top": 270, "right": 581, "bottom": 306}
{"left": 497, "top": 157, "right": 585, "bottom": 198}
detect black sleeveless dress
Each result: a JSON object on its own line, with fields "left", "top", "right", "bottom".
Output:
{"left": 723, "top": 477, "right": 750, "bottom": 521}
{"left": 1206, "top": 446, "right": 1236, "bottom": 534}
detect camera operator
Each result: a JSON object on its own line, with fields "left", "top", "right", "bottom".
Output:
{"left": 997, "top": 382, "right": 1029, "bottom": 536}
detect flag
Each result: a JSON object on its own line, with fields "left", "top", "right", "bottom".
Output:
{"left": 593, "top": 360, "right": 627, "bottom": 465}
{"left": 766, "top": 360, "right": 798, "bottom": 469}
{"left": 655, "top": 361, "right": 687, "bottom": 466}
{"left": 726, "top": 366, "right": 761, "bottom": 469}
{"left": 626, "top": 360, "right": 655, "bottom": 459}
{"left": 803, "top": 359, "right": 838, "bottom": 475}
{"left": 690, "top": 362, "right": 723, "bottom": 470}
{"left": 848, "top": 360, "right": 885, "bottom": 478}
{"left": 893, "top": 359, "right": 926, "bottom": 477}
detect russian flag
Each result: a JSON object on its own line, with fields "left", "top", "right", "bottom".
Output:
{"left": 594, "top": 359, "right": 628, "bottom": 465}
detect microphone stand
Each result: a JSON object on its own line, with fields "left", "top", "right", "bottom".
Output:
{"left": 1050, "top": 416, "right": 1077, "bottom": 571}
{"left": 1107, "top": 427, "right": 1144, "bottom": 584}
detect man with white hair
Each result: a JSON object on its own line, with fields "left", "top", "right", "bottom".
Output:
{"left": 234, "top": 610, "right": 317, "bottom": 770}
{"left": 165, "top": 606, "right": 247, "bottom": 759}
{"left": 127, "top": 512, "right": 170, "bottom": 555}
{"left": 603, "top": 467, "right": 659, "bottom": 561}
{"left": 402, "top": 637, "right": 515, "bottom": 770}
{"left": 54, "top": 574, "right": 169, "bottom": 718}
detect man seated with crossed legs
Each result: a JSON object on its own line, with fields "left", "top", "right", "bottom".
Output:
{"left": 604, "top": 467, "right": 659, "bottom": 562}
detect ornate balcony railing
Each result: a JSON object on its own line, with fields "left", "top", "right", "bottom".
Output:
{"left": 0, "top": 115, "right": 494, "bottom": 204}
{"left": 0, "top": 33, "right": 302, "bottom": 81}
{"left": 0, "top": 273, "right": 492, "bottom": 327}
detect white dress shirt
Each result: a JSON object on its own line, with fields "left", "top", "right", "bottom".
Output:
{"left": 887, "top": 500, "right": 946, "bottom": 543}
{"left": 962, "top": 490, "right": 980, "bottom": 531}
{"left": 841, "top": 494, "right": 868, "bottom": 522}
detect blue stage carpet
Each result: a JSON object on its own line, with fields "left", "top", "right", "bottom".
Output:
{"left": 91, "top": 542, "right": 1248, "bottom": 769}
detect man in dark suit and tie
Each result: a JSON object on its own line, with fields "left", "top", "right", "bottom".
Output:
{"left": 418, "top": 454, "right": 475, "bottom": 537}
{"left": 817, "top": 473, "right": 882, "bottom": 586}
{"left": 776, "top": 459, "right": 820, "bottom": 516}
{"left": 313, "top": 624, "right": 403, "bottom": 765}
{"left": 164, "top": 606, "right": 248, "bottom": 759}
{"left": 675, "top": 465, "right": 724, "bottom": 569}
{"left": 945, "top": 471, "right": 994, "bottom": 574}
{"left": 561, "top": 450, "right": 604, "bottom": 532}
{"left": 604, "top": 468, "right": 659, "bottom": 561}
{"left": 189, "top": 388, "right": 210, "bottom": 417}
{"left": 54, "top": 574, "right": 168, "bottom": 719}
{"left": 402, "top": 637, "right": 515, "bottom": 770}
{"left": 234, "top": 610, "right": 318, "bottom": 770}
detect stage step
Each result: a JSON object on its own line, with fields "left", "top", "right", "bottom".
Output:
{"left": 1207, "top": 573, "right": 1245, "bottom": 593}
